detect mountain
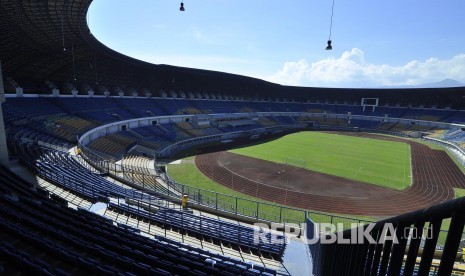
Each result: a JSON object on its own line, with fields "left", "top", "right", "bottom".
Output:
{"left": 421, "top": 79, "right": 464, "bottom": 88}
{"left": 379, "top": 79, "right": 464, "bottom": 89}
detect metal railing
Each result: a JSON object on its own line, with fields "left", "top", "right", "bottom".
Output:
{"left": 77, "top": 141, "right": 376, "bottom": 226}
{"left": 313, "top": 197, "right": 465, "bottom": 276}
{"left": 424, "top": 136, "right": 465, "bottom": 167}
{"left": 108, "top": 197, "right": 287, "bottom": 257}
{"left": 77, "top": 139, "right": 465, "bottom": 252}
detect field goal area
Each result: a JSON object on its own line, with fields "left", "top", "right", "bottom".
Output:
{"left": 284, "top": 157, "right": 307, "bottom": 169}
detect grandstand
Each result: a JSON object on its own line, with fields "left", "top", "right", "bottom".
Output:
{"left": 1, "top": 0, "right": 465, "bottom": 275}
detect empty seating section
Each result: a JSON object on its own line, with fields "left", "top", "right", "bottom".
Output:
{"left": 185, "top": 107, "right": 204, "bottom": 114}
{"left": 122, "top": 155, "right": 154, "bottom": 173}
{"left": 4, "top": 96, "right": 465, "bottom": 159}
{"left": 336, "top": 119, "right": 350, "bottom": 127}
{"left": 387, "top": 122, "right": 411, "bottom": 132}
{"left": 49, "top": 98, "right": 122, "bottom": 122}
{"left": 303, "top": 103, "right": 337, "bottom": 114}
{"left": 399, "top": 108, "right": 449, "bottom": 122}
{"left": 155, "top": 99, "right": 193, "bottom": 114}
{"left": 4, "top": 97, "right": 465, "bottom": 150}
{"left": 442, "top": 129, "right": 465, "bottom": 140}
{"left": 377, "top": 121, "right": 399, "bottom": 131}
{"left": 320, "top": 117, "right": 338, "bottom": 126}
{"left": 272, "top": 116, "right": 296, "bottom": 125}
{"left": 239, "top": 106, "right": 255, "bottom": 113}
{"left": 368, "top": 121, "right": 433, "bottom": 134}
{"left": 198, "top": 124, "right": 224, "bottom": 135}
{"left": 218, "top": 123, "right": 260, "bottom": 133}
{"left": 250, "top": 101, "right": 277, "bottom": 112}
{"left": 257, "top": 117, "right": 278, "bottom": 127}
{"left": 131, "top": 125, "right": 161, "bottom": 138}
{"left": 175, "top": 122, "right": 208, "bottom": 137}
{"left": 408, "top": 124, "right": 435, "bottom": 132}
{"left": 7, "top": 126, "right": 67, "bottom": 146}
{"left": 193, "top": 100, "right": 240, "bottom": 113}
{"left": 88, "top": 132, "right": 138, "bottom": 159}
{"left": 120, "top": 155, "right": 162, "bottom": 191}
{"left": 433, "top": 129, "right": 465, "bottom": 150}
{"left": 442, "top": 110, "right": 465, "bottom": 123}
{"left": 2, "top": 98, "right": 65, "bottom": 122}
{"left": 131, "top": 126, "right": 174, "bottom": 150}
{"left": 112, "top": 98, "right": 167, "bottom": 117}
{"left": 53, "top": 116, "right": 99, "bottom": 134}
{"left": 305, "top": 108, "right": 324, "bottom": 113}
{"left": 349, "top": 119, "right": 382, "bottom": 129}
{"left": 0, "top": 171, "right": 275, "bottom": 275}
{"left": 273, "top": 102, "right": 303, "bottom": 112}
{"left": 334, "top": 104, "right": 360, "bottom": 115}
{"left": 4, "top": 98, "right": 465, "bottom": 126}
{"left": 161, "top": 123, "right": 192, "bottom": 141}
{"left": 108, "top": 201, "right": 286, "bottom": 259}
{"left": 0, "top": 166, "right": 35, "bottom": 197}
{"left": 38, "top": 150, "right": 91, "bottom": 171}
{"left": 428, "top": 129, "right": 447, "bottom": 139}
{"left": 34, "top": 150, "right": 154, "bottom": 202}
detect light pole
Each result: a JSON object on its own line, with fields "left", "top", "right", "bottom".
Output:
{"left": 231, "top": 170, "right": 234, "bottom": 190}
{"left": 256, "top": 181, "right": 258, "bottom": 198}
{"left": 285, "top": 170, "right": 289, "bottom": 205}
{"left": 285, "top": 188, "right": 288, "bottom": 206}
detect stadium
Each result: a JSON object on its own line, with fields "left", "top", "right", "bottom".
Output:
{"left": 0, "top": 0, "right": 465, "bottom": 275}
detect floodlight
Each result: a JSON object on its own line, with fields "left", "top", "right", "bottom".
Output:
{"left": 325, "top": 40, "right": 332, "bottom": 50}
{"left": 326, "top": 0, "right": 335, "bottom": 50}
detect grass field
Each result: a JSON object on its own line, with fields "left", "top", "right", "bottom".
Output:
{"left": 229, "top": 131, "right": 412, "bottom": 190}
{"left": 455, "top": 188, "right": 465, "bottom": 198}
{"left": 166, "top": 134, "right": 465, "bottom": 235}
{"left": 166, "top": 157, "right": 375, "bottom": 226}
{"left": 167, "top": 157, "right": 259, "bottom": 200}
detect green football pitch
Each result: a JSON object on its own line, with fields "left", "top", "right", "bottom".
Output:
{"left": 229, "top": 131, "right": 412, "bottom": 190}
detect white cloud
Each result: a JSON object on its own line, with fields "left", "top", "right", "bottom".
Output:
{"left": 266, "top": 48, "right": 465, "bottom": 88}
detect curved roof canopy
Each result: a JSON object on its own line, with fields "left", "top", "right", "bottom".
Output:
{"left": 1, "top": 0, "right": 465, "bottom": 108}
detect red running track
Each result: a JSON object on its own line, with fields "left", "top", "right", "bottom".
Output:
{"left": 195, "top": 135, "right": 465, "bottom": 216}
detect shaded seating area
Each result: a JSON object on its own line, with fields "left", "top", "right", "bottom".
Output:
{"left": 108, "top": 201, "right": 287, "bottom": 259}
{"left": 0, "top": 166, "right": 277, "bottom": 275}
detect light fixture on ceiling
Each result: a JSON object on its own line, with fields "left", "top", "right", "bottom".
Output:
{"left": 180, "top": 2, "right": 185, "bottom": 11}
{"left": 326, "top": 0, "right": 335, "bottom": 50}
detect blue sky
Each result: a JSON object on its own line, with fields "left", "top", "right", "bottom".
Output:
{"left": 88, "top": 0, "right": 465, "bottom": 88}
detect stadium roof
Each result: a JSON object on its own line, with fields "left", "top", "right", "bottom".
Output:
{"left": 1, "top": 0, "right": 465, "bottom": 108}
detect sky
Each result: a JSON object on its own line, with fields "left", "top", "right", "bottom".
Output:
{"left": 88, "top": 0, "right": 465, "bottom": 88}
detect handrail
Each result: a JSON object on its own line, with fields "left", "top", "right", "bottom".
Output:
{"left": 424, "top": 136, "right": 465, "bottom": 158}
{"left": 314, "top": 197, "right": 465, "bottom": 275}
{"left": 78, "top": 140, "right": 374, "bottom": 226}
